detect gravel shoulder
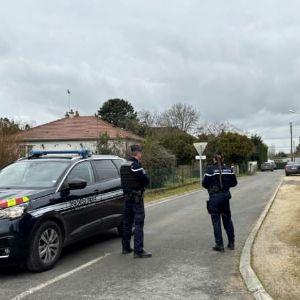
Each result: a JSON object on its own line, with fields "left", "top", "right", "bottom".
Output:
{"left": 253, "top": 176, "right": 300, "bottom": 300}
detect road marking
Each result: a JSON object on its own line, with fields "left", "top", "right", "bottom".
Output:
{"left": 11, "top": 253, "right": 111, "bottom": 300}
{"left": 146, "top": 189, "right": 202, "bottom": 208}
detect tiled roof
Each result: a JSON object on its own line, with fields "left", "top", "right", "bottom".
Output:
{"left": 19, "top": 116, "right": 143, "bottom": 141}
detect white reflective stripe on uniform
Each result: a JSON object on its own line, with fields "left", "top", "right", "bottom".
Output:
{"left": 131, "top": 167, "right": 144, "bottom": 172}
{"left": 214, "top": 169, "right": 232, "bottom": 174}
{"left": 204, "top": 172, "right": 235, "bottom": 177}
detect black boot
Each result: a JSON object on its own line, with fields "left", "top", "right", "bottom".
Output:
{"left": 122, "top": 248, "right": 133, "bottom": 255}
{"left": 212, "top": 245, "right": 225, "bottom": 252}
{"left": 227, "top": 243, "right": 235, "bottom": 250}
{"left": 134, "top": 250, "right": 152, "bottom": 258}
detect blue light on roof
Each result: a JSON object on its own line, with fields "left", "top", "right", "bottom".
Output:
{"left": 29, "top": 149, "right": 91, "bottom": 158}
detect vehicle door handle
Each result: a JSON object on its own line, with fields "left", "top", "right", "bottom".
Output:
{"left": 94, "top": 189, "right": 100, "bottom": 194}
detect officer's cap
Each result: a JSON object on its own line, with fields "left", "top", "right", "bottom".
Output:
{"left": 130, "top": 144, "right": 142, "bottom": 153}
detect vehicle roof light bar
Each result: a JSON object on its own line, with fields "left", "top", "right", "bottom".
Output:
{"left": 29, "top": 149, "right": 91, "bottom": 158}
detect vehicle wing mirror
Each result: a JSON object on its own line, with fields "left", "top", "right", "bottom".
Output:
{"left": 68, "top": 178, "right": 87, "bottom": 190}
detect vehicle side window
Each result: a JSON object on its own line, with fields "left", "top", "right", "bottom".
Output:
{"left": 93, "top": 160, "right": 119, "bottom": 181}
{"left": 112, "top": 159, "right": 125, "bottom": 173}
{"left": 67, "top": 161, "right": 94, "bottom": 184}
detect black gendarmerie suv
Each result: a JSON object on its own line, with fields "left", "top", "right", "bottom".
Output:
{"left": 0, "top": 150, "right": 125, "bottom": 271}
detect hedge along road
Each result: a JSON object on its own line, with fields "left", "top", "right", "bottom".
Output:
{"left": 0, "top": 171, "right": 283, "bottom": 300}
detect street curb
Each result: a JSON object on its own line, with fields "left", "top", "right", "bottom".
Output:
{"left": 239, "top": 179, "right": 284, "bottom": 300}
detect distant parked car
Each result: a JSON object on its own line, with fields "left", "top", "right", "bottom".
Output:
{"left": 261, "top": 162, "right": 274, "bottom": 172}
{"left": 285, "top": 162, "right": 300, "bottom": 176}
{"left": 268, "top": 160, "right": 277, "bottom": 170}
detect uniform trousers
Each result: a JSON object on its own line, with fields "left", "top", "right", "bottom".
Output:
{"left": 122, "top": 195, "right": 145, "bottom": 254}
{"left": 207, "top": 191, "right": 235, "bottom": 247}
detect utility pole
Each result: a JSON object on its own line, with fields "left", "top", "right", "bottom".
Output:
{"left": 290, "top": 122, "right": 293, "bottom": 162}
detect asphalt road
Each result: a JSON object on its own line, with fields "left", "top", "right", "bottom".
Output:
{"left": 0, "top": 171, "right": 283, "bottom": 300}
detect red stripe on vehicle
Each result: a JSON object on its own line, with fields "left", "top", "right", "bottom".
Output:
{"left": 0, "top": 200, "right": 8, "bottom": 209}
{"left": 15, "top": 198, "right": 23, "bottom": 205}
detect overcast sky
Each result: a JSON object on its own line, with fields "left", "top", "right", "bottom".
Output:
{"left": 1, "top": 0, "right": 300, "bottom": 152}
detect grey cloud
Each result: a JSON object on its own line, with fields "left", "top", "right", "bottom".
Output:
{"left": 1, "top": 0, "right": 300, "bottom": 150}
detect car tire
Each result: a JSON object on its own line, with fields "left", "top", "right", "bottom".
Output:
{"left": 27, "top": 221, "right": 63, "bottom": 272}
{"left": 286, "top": 173, "right": 289, "bottom": 176}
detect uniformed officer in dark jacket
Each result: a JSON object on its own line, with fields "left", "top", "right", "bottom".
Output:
{"left": 120, "top": 144, "right": 152, "bottom": 258}
{"left": 202, "top": 152, "right": 237, "bottom": 252}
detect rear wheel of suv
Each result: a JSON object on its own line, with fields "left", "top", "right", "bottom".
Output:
{"left": 27, "top": 221, "right": 63, "bottom": 272}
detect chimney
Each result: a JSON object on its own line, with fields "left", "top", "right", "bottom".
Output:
{"left": 69, "top": 109, "right": 75, "bottom": 119}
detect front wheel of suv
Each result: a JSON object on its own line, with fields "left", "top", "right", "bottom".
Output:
{"left": 27, "top": 221, "right": 63, "bottom": 272}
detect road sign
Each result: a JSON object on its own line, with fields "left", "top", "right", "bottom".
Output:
{"left": 193, "top": 143, "right": 208, "bottom": 181}
{"left": 195, "top": 155, "right": 206, "bottom": 160}
{"left": 193, "top": 142, "right": 207, "bottom": 155}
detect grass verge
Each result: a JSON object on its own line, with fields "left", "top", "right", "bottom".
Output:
{"left": 144, "top": 181, "right": 201, "bottom": 203}
{"left": 144, "top": 174, "right": 255, "bottom": 202}
{"left": 144, "top": 172, "right": 253, "bottom": 203}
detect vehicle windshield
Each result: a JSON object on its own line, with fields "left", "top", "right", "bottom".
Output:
{"left": 0, "top": 160, "right": 70, "bottom": 189}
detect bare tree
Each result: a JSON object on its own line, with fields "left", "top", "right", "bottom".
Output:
{"left": 138, "top": 110, "right": 160, "bottom": 128}
{"left": 0, "top": 118, "right": 21, "bottom": 168}
{"left": 158, "top": 103, "right": 200, "bottom": 133}
{"left": 0, "top": 133, "right": 20, "bottom": 168}
{"left": 199, "top": 121, "right": 242, "bottom": 136}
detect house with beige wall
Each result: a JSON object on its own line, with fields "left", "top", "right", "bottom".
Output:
{"left": 18, "top": 112, "right": 143, "bottom": 157}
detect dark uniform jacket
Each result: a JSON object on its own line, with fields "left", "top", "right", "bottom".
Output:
{"left": 120, "top": 157, "right": 150, "bottom": 194}
{"left": 202, "top": 164, "right": 237, "bottom": 195}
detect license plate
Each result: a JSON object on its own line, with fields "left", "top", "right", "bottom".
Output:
{"left": 291, "top": 167, "right": 297, "bottom": 170}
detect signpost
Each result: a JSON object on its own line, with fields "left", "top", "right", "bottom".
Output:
{"left": 195, "top": 155, "right": 206, "bottom": 160}
{"left": 193, "top": 142, "right": 207, "bottom": 182}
